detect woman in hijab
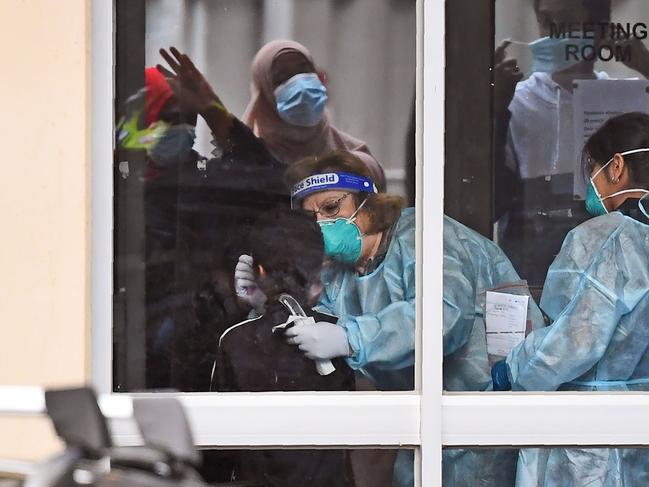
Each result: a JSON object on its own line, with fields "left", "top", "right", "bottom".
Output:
{"left": 158, "top": 42, "right": 386, "bottom": 189}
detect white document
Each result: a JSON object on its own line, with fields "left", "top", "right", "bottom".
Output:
{"left": 485, "top": 291, "right": 529, "bottom": 357}
{"left": 573, "top": 79, "right": 649, "bottom": 199}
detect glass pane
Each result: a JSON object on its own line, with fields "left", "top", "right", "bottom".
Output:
{"left": 443, "top": 447, "right": 649, "bottom": 486}
{"left": 444, "top": 0, "right": 649, "bottom": 392}
{"left": 7, "top": 448, "right": 415, "bottom": 486}
{"left": 113, "top": 0, "right": 417, "bottom": 392}
{"left": 201, "top": 448, "right": 414, "bottom": 487}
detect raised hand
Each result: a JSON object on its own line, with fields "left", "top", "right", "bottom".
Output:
{"left": 607, "top": 37, "right": 649, "bottom": 79}
{"left": 158, "top": 47, "right": 228, "bottom": 116}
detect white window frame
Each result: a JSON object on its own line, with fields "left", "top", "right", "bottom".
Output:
{"left": 1, "top": 1, "right": 649, "bottom": 486}
{"left": 84, "top": 0, "right": 649, "bottom": 485}
{"left": 90, "top": 0, "right": 439, "bottom": 483}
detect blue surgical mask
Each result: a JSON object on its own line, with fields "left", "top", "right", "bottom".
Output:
{"left": 586, "top": 148, "right": 649, "bottom": 217}
{"left": 318, "top": 198, "right": 367, "bottom": 265}
{"left": 148, "top": 124, "right": 196, "bottom": 167}
{"left": 528, "top": 36, "right": 594, "bottom": 73}
{"left": 274, "top": 73, "right": 327, "bottom": 127}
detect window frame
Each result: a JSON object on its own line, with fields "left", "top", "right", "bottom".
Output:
{"left": 90, "top": 0, "right": 437, "bottom": 482}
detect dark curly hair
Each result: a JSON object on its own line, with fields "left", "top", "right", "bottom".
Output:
{"left": 249, "top": 208, "right": 324, "bottom": 304}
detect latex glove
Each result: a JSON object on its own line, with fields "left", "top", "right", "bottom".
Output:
{"left": 285, "top": 322, "right": 350, "bottom": 360}
{"left": 491, "top": 360, "right": 512, "bottom": 391}
{"left": 234, "top": 254, "right": 267, "bottom": 314}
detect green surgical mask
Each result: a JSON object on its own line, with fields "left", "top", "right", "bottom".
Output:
{"left": 585, "top": 179, "right": 608, "bottom": 217}
{"left": 318, "top": 198, "right": 367, "bottom": 265}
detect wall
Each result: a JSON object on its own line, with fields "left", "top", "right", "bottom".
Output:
{"left": 0, "top": 0, "right": 90, "bottom": 460}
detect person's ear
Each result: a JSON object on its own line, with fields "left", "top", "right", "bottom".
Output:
{"left": 307, "top": 280, "right": 324, "bottom": 305}
{"left": 609, "top": 153, "right": 625, "bottom": 184}
{"left": 258, "top": 264, "right": 267, "bottom": 280}
{"left": 317, "top": 69, "right": 328, "bottom": 86}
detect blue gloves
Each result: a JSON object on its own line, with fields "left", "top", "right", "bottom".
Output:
{"left": 491, "top": 360, "right": 512, "bottom": 391}
{"left": 285, "top": 322, "right": 351, "bottom": 360}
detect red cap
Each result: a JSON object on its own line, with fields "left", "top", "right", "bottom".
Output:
{"left": 144, "top": 67, "right": 174, "bottom": 127}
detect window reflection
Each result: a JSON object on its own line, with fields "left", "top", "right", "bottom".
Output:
{"left": 443, "top": 0, "right": 649, "bottom": 394}
{"left": 203, "top": 449, "right": 414, "bottom": 487}
{"left": 112, "top": 0, "right": 416, "bottom": 395}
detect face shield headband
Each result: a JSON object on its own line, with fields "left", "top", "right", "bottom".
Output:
{"left": 290, "top": 172, "right": 378, "bottom": 208}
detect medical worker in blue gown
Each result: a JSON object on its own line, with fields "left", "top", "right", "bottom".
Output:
{"left": 443, "top": 216, "right": 545, "bottom": 487}
{"left": 236, "top": 150, "right": 414, "bottom": 487}
{"left": 492, "top": 112, "right": 649, "bottom": 486}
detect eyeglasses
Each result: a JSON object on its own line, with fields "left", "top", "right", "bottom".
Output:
{"left": 309, "top": 193, "right": 350, "bottom": 219}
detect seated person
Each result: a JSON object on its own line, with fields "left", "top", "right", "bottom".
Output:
{"left": 214, "top": 208, "right": 354, "bottom": 487}
{"left": 214, "top": 208, "right": 355, "bottom": 393}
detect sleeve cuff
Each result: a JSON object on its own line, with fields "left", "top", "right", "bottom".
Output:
{"left": 491, "top": 360, "right": 512, "bottom": 391}
{"left": 339, "top": 318, "right": 364, "bottom": 370}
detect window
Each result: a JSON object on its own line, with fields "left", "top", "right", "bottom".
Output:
{"left": 110, "top": 0, "right": 417, "bottom": 394}
{"left": 444, "top": 0, "right": 649, "bottom": 394}
{"left": 83, "top": 1, "right": 649, "bottom": 486}
{"left": 441, "top": 0, "right": 649, "bottom": 484}
{"left": 96, "top": 0, "right": 427, "bottom": 485}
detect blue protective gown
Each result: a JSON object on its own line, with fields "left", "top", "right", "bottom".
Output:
{"left": 316, "top": 207, "right": 416, "bottom": 392}
{"left": 505, "top": 206, "right": 649, "bottom": 486}
{"left": 443, "top": 216, "right": 545, "bottom": 487}
{"left": 516, "top": 448, "right": 649, "bottom": 487}
{"left": 443, "top": 216, "right": 545, "bottom": 391}
{"left": 315, "top": 208, "right": 415, "bottom": 487}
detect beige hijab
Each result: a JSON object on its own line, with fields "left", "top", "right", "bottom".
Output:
{"left": 242, "top": 40, "right": 385, "bottom": 189}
